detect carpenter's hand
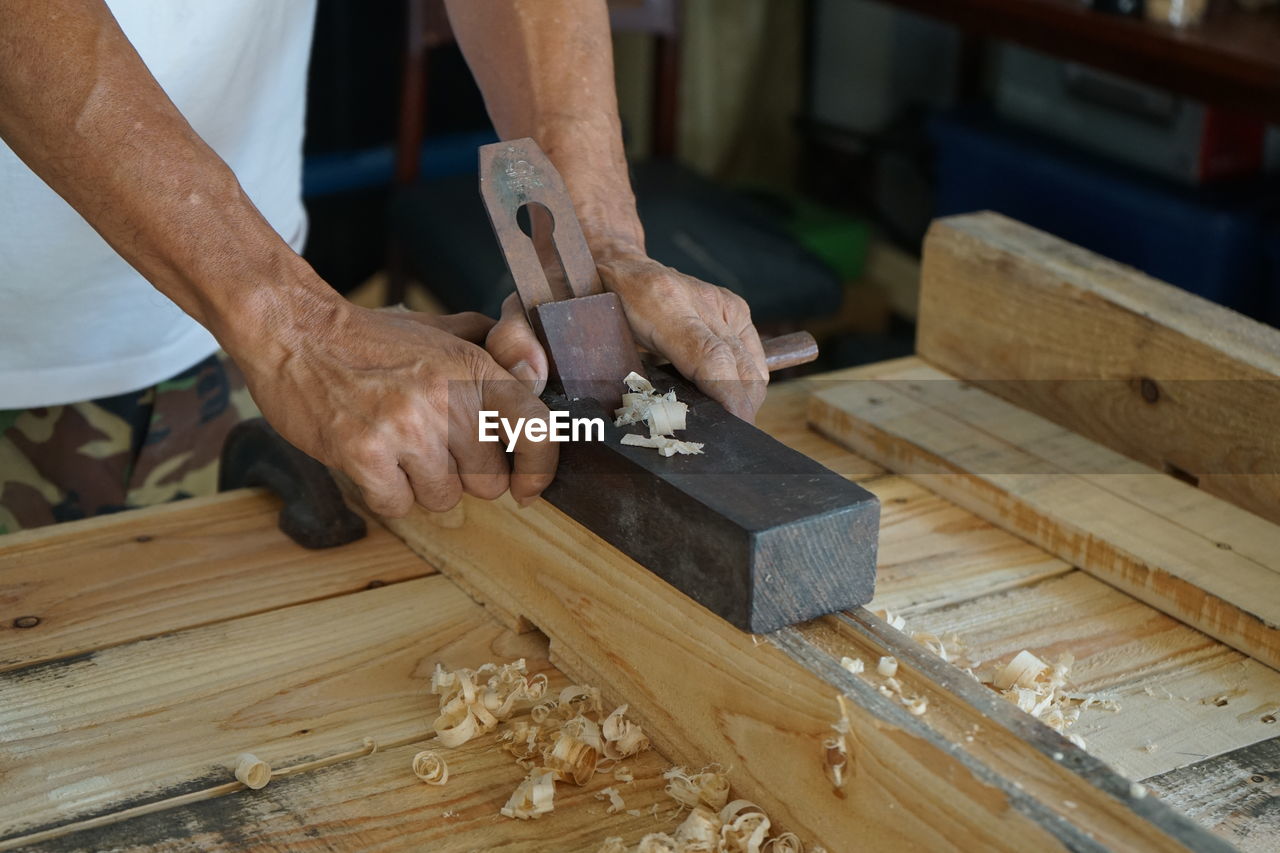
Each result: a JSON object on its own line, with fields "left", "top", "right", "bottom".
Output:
{"left": 232, "top": 302, "right": 557, "bottom": 517}
{"left": 486, "top": 254, "right": 768, "bottom": 421}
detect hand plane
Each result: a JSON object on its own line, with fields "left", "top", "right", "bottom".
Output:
{"left": 480, "top": 139, "right": 879, "bottom": 633}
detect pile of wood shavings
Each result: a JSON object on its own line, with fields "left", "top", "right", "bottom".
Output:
{"left": 615, "top": 372, "right": 704, "bottom": 456}
{"left": 418, "top": 659, "right": 651, "bottom": 820}
{"left": 597, "top": 764, "right": 829, "bottom": 853}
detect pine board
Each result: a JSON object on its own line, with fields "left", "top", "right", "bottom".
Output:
{"left": 808, "top": 357, "right": 1280, "bottom": 672}
{"left": 0, "top": 490, "right": 434, "bottom": 672}
{"left": 916, "top": 212, "right": 1280, "bottom": 525}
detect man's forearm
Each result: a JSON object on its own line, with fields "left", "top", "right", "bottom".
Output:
{"left": 0, "top": 0, "right": 337, "bottom": 352}
{"left": 445, "top": 0, "right": 646, "bottom": 261}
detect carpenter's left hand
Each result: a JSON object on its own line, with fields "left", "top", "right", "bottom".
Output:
{"left": 484, "top": 252, "right": 768, "bottom": 422}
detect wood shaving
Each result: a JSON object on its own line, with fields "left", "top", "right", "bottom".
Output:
{"left": 600, "top": 764, "right": 826, "bottom": 853}
{"left": 603, "top": 704, "right": 652, "bottom": 759}
{"left": 430, "top": 658, "right": 548, "bottom": 748}
{"left": 663, "top": 765, "right": 730, "bottom": 811}
{"left": 501, "top": 767, "right": 558, "bottom": 819}
{"left": 614, "top": 765, "right": 635, "bottom": 783}
{"left": 822, "top": 696, "right": 851, "bottom": 791}
{"left": 876, "top": 656, "right": 898, "bottom": 678}
{"left": 411, "top": 750, "right": 448, "bottom": 785}
{"left": 620, "top": 433, "right": 705, "bottom": 457}
{"left": 234, "top": 753, "right": 271, "bottom": 790}
{"left": 597, "top": 785, "right": 627, "bottom": 814}
{"left": 873, "top": 609, "right": 906, "bottom": 631}
{"left": 993, "top": 650, "right": 1048, "bottom": 690}
{"left": 838, "top": 656, "right": 863, "bottom": 674}
{"left": 425, "top": 660, "right": 655, "bottom": 824}
{"left": 616, "top": 372, "right": 703, "bottom": 456}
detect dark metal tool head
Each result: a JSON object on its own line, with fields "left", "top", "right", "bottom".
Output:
{"left": 479, "top": 139, "right": 644, "bottom": 408}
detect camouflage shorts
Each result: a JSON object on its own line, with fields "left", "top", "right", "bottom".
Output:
{"left": 0, "top": 351, "right": 260, "bottom": 534}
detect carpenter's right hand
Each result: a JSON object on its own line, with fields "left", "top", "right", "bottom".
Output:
{"left": 228, "top": 300, "right": 558, "bottom": 517}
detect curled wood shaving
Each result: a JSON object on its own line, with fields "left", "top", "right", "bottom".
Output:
{"left": 993, "top": 650, "right": 1048, "bottom": 690}
{"left": 411, "top": 750, "right": 448, "bottom": 785}
{"left": 603, "top": 704, "right": 651, "bottom": 759}
{"left": 765, "top": 834, "right": 804, "bottom": 852}
{"left": 720, "top": 800, "right": 772, "bottom": 852}
{"left": 602, "top": 765, "right": 825, "bottom": 853}
{"left": 430, "top": 658, "right": 548, "bottom": 748}
{"left": 838, "top": 656, "right": 863, "bottom": 674}
{"left": 616, "top": 372, "right": 703, "bottom": 456}
{"left": 823, "top": 696, "right": 851, "bottom": 791}
{"left": 234, "top": 753, "right": 271, "bottom": 790}
{"left": 545, "top": 717, "right": 602, "bottom": 785}
{"left": 501, "top": 767, "right": 558, "bottom": 819}
{"left": 663, "top": 765, "right": 731, "bottom": 811}
{"left": 876, "top": 656, "right": 898, "bottom": 678}
{"left": 873, "top": 608, "right": 906, "bottom": 631}
{"left": 426, "top": 659, "right": 656, "bottom": 825}
{"left": 675, "top": 806, "right": 722, "bottom": 848}
{"left": 613, "top": 765, "right": 635, "bottom": 783}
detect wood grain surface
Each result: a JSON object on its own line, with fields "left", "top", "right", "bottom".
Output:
{"left": 370, "top": 448, "right": 1220, "bottom": 849}
{"left": 809, "top": 356, "right": 1280, "bottom": 672}
{"left": 916, "top": 212, "right": 1280, "bottom": 526}
{"left": 0, "top": 490, "right": 433, "bottom": 673}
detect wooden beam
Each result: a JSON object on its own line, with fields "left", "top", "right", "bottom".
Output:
{"left": 916, "top": 211, "right": 1280, "bottom": 526}
{"left": 366, "top": 487, "right": 1222, "bottom": 850}
{"left": 809, "top": 357, "right": 1280, "bottom": 673}
{"left": 0, "top": 490, "right": 432, "bottom": 673}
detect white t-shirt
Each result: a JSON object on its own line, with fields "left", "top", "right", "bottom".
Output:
{"left": 0, "top": 0, "right": 317, "bottom": 408}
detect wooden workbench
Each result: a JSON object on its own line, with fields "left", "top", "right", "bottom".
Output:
{"left": 0, "top": 382, "right": 1269, "bottom": 851}
{"left": 3, "top": 213, "right": 1277, "bottom": 851}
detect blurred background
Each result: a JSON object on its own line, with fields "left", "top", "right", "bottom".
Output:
{"left": 300, "top": 0, "right": 1280, "bottom": 374}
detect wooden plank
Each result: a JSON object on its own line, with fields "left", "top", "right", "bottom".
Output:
{"left": 0, "top": 575, "right": 548, "bottom": 844}
{"left": 752, "top": 379, "right": 886, "bottom": 479}
{"left": 367, "top": 487, "right": 1222, "bottom": 850}
{"left": 808, "top": 357, "right": 1280, "bottom": 672}
{"left": 915, "top": 211, "right": 1280, "bottom": 526}
{"left": 896, "top": 570, "right": 1280, "bottom": 781}
{"left": 863, "top": 474, "right": 1072, "bottom": 615}
{"left": 1145, "top": 736, "right": 1280, "bottom": 853}
{"left": 20, "top": 736, "right": 681, "bottom": 853}
{"left": 0, "top": 490, "right": 433, "bottom": 673}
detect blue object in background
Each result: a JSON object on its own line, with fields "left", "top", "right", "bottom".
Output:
{"left": 302, "top": 130, "right": 498, "bottom": 198}
{"left": 930, "top": 111, "right": 1271, "bottom": 321}
{"left": 1265, "top": 224, "right": 1280, "bottom": 328}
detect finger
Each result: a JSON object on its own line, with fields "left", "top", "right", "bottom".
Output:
{"left": 398, "top": 446, "right": 466, "bottom": 513}
{"left": 450, "top": 404, "right": 512, "bottom": 501}
{"left": 425, "top": 311, "right": 495, "bottom": 345}
{"left": 657, "top": 320, "right": 762, "bottom": 422}
{"left": 482, "top": 374, "right": 558, "bottom": 505}
{"left": 486, "top": 293, "right": 549, "bottom": 396}
{"left": 346, "top": 450, "right": 417, "bottom": 518}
